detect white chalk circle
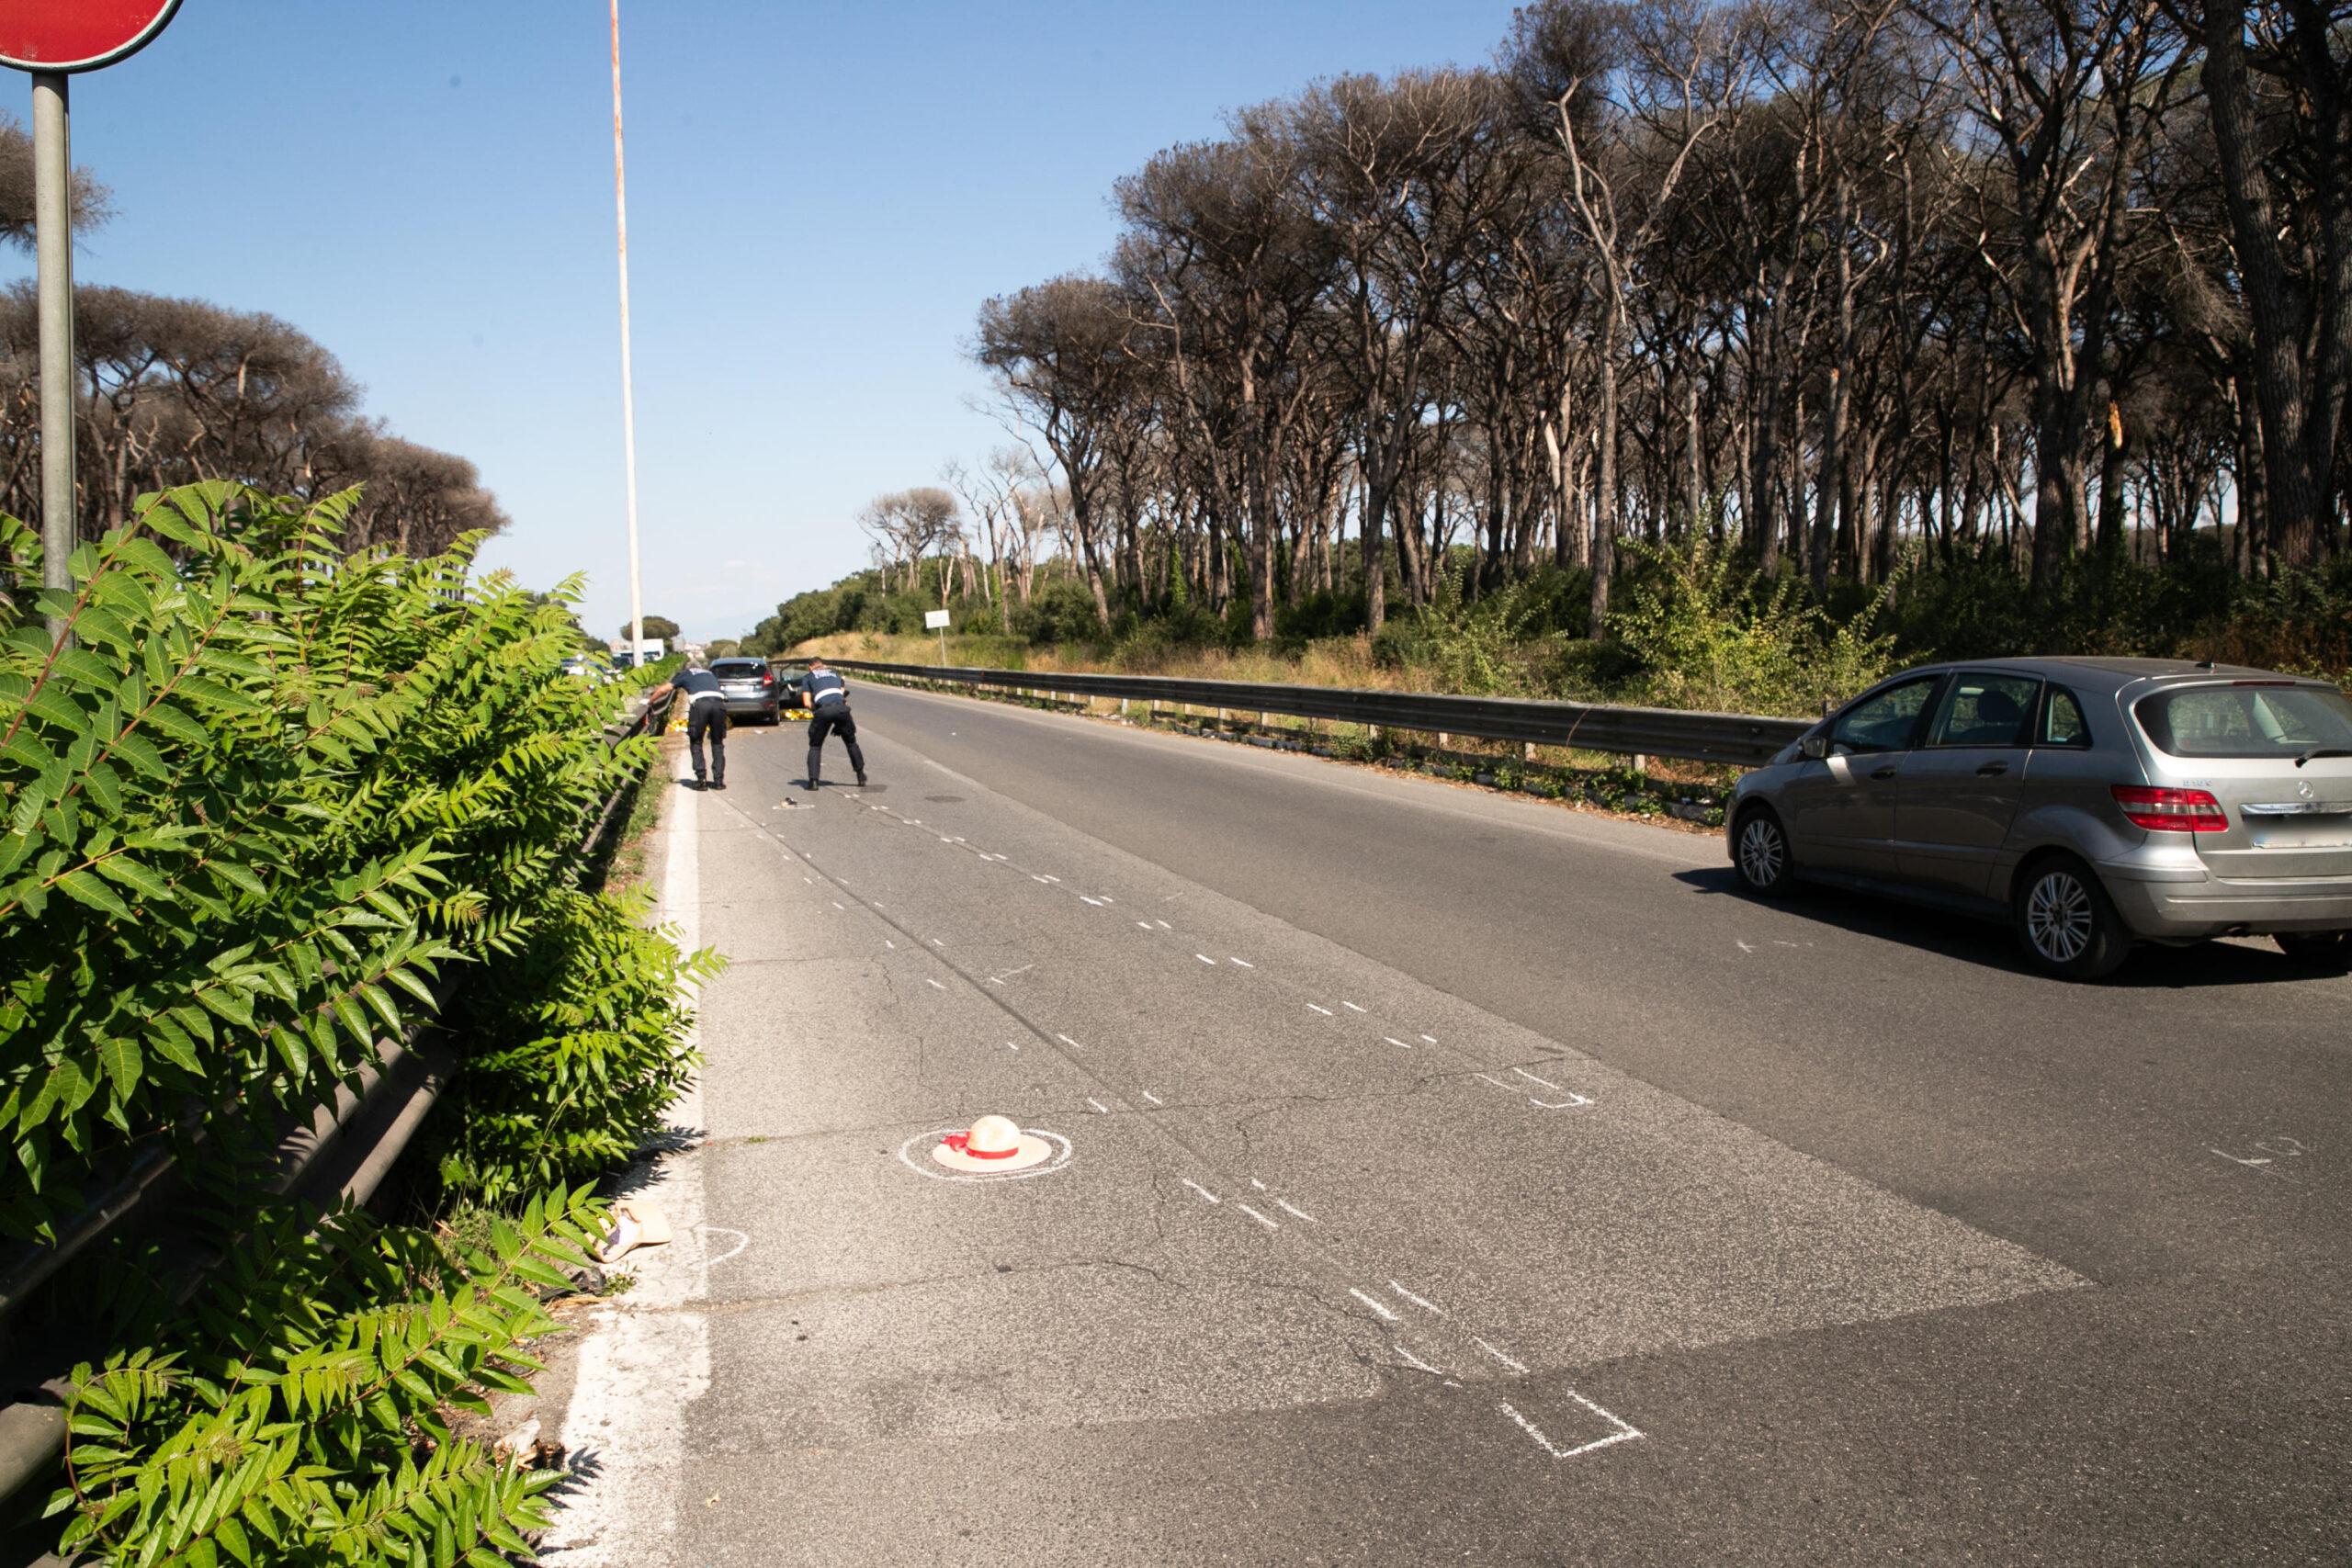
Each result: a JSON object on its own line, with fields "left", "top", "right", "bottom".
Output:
{"left": 898, "top": 1125, "right": 1073, "bottom": 1184}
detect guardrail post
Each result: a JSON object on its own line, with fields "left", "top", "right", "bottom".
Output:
{"left": 1630, "top": 752, "right": 1648, "bottom": 774}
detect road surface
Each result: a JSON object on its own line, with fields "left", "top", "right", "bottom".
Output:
{"left": 543, "top": 681, "right": 2351, "bottom": 1567}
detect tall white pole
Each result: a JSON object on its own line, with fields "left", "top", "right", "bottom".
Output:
{"left": 610, "top": 0, "right": 645, "bottom": 658}
{"left": 33, "top": 73, "right": 74, "bottom": 647}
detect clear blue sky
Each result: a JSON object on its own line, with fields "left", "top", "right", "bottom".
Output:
{"left": 17, "top": 1, "right": 1518, "bottom": 643}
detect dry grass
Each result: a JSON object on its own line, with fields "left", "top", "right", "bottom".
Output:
{"left": 791, "top": 630, "right": 1431, "bottom": 694}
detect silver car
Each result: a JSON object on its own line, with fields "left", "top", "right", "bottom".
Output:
{"left": 708, "top": 657, "right": 784, "bottom": 724}
{"left": 1726, "top": 657, "right": 2352, "bottom": 978}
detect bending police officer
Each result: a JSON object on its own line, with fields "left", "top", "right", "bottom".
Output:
{"left": 645, "top": 653, "right": 729, "bottom": 790}
{"left": 801, "top": 658, "right": 866, "bottom": 790}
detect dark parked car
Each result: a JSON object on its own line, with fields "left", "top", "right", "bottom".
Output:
{"left": 708, "top": 658, "right": 783, "bottom": 724}
{"left": 1726, "top": 657, "right": 2352, "bottom": 978}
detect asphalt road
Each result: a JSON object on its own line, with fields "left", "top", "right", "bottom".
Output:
{"left": 544, "top": 682, "right": 2352, "bottom": 1567}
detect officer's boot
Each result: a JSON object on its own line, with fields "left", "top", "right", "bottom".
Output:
{"left": 804, "top": 746, "right": 822, "bottom": 791}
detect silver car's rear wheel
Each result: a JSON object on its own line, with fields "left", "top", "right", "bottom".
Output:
{"left": 2013, "top": 855, "right": 2132, "bottom": 979}
{"left": 1733, "top": 807, "right": 1794, "bottom": 897}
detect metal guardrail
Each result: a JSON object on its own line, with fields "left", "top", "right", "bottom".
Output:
{"left": 0, "top": 685, "right": 677, "bottom": 1529}
{"left": 787, "top": 659, "right": 1812, "bottom": 768}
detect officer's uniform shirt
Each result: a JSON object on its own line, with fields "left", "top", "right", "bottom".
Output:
{"left": 677, "top": 668, "right": 724, "bottom": 705}
{"left": 806, "top": 669, "right": 849, "bottom": 709}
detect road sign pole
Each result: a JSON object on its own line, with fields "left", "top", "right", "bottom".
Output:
{"left": 33, "top": 72, "right": 73, "bottom": 645}
{"left": 609, "top": 0, "right": 645, "bottom": 657}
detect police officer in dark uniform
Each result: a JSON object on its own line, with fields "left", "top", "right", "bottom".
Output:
{"left": 646, "top": 654, "right": 729, "bottom": 790}
{"left": 800, "top": 658, "right": 866, "bottom": 791}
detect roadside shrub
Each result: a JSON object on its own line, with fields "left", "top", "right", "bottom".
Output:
{"left": 1609, "top": 537, "right": 1895, "bottom": 716}
{"left": 49, "top": 1188, "right": 605, "bottom": 1565}
{"left": 427, "top": 886, "right": 716, "bottom": 1205}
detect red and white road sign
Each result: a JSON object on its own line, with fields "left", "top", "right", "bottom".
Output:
{"left": 0, "top": 0, "right": 182, "bottom": 73}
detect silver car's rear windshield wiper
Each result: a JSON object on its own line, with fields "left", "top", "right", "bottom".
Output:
{"left": 2294, "top": 746, "right": 2352, "bottom": 768}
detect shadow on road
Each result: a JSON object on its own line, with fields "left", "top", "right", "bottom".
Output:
{"left": 1672, "top": 866, "right": 2331, "bottom": 990}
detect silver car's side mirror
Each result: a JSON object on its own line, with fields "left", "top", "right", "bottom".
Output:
{"left": 1799, "top": 733, "right": 1828, "bottom": 761}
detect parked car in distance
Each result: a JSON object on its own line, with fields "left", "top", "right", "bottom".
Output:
{"left": 1726, "top": 657, "right": 2352, "bottom": 978}
{"left": 708, "top": 657, "right": 783, "bottom": 724}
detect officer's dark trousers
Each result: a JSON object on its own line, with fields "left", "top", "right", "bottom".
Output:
{"left": 687, "top": 699, "right": 728, "bottom": 784}
{"left": 807, "top": 705, "right": 863, "bottom": 784}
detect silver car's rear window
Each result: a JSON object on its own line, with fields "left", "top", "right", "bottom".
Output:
{"left": 2134, "top": 683, "right": 2352, "bottom": 758}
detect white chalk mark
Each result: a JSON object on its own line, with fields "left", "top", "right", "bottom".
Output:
{"left": 1056, "top": 1032, "right": 1084, "bottom": 1051}
{"left": 1235, "top": 1202, "right": 1280, "bottom": 1231}
{"left": 1003, "top": 964, "right": 1034, "bottom": 978}
{"left": 1228, "top": 957, "right": 1254, "bottom": 968}
{"left": 1383, "top": 1036, "right": 1414, "bottom": 1050}
{"left": 1388, "top": 1280, "right": 1442, "bottom": 1316}
{"left": 1512, "top": 1066, "right": 1562, "bottom": 1090}
{"left": 924, "top": 978, "right": 946, "bottom": 991}
{"left": 885, "top": 940, "right": 896, "bottom": 949}
{"left": 1530, "top": 1093, "right": 1594, "bottom": 1109}
{"left": 695, "top": 1225, "right": 751, "bottom": 1269}
{"left": 1472, "top": 1337, "right": 1528, "bottom": 1373}
{"left": 986, "top": 976, "right": 1002, "bottom": 987}
{"left": 1154, "top": 919, "right": 1172, "bottom": 930}
{"left": 1195, "top": 953, "right": 1217, "bottom": 965}
{"left": 2210, "top": 1148, "right": 2277, "bottom": 1169}
{"left": 1476, "top": 1072, "right": 1512, "bottom": 1089}
{"left": 1182, "top": 1179, "right": 1221, "bottom": 1205}
{"left": 1348, "top": 1288, "right": 1401, "bottom": 1322}
{"left": 1032, "top": 874, "right": 1061, "bottom": 885}
{"left": 1080, "top": 896, "right": 1108, "bottom": 907}
{"left": 1272, "top": 1198, "right": 1318, "bottom": 1224}
{"left": 1497, "top": 1391, "right": 1645, "bottom": 1461}
{"left": 1342, "top": 1001, "right": 1369, "bottom": 1013}
{"left": 1306, "top": 1004, "right": 1335, "bottom": 1017}
{"left": 1137, "top": 920, "right": 1154, "bottom": 930}
{"left": 1096, "top": 895, "right": 1114, "bottom": 903}
{"left": 830, "top": 901, "right": 845, "bottom": 911}
{"left": 1141, "top": 1090, "right": 1163, "bottom": 1105}
{"left": 1086, "top": 1098, "right": 1109, "bottom": 1114}
{"left": 1249, "top": 1178, "right": 1267, "bottom": 1190}
{"left": 1396, "top": 1348, "right": 1440, "bottom": 1375}
{"left": 1420, "top": 1034, "right": 1438, "bottom": 1044}
{"left": 1005, "top": 1043, "right": 1020, "bottom": 1053}
{"left": 1736, "top": 940, "right": 1758, "bottom": 954}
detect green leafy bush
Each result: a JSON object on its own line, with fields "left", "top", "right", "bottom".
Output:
{"left": 0, "top": 484, "right": 673, "bottom": 1239}
{"left": 49, "top": 1187, "right": 605, "bottom": 1565}
{"left": 1609, "top": 538, "right": 1896, "bottom": 716}
{"left": 428, "top": 886, "right": 715, "bottom": 1205}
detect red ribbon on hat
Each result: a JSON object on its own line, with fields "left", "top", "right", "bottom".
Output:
{"left": 942, "top": 1132, "right": 1019, "bottom": 1160}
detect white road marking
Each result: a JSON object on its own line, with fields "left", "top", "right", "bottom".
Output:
{"left": 1137, "top": 920, "right": 1154, "bottom": 930}
{"left": 1348, "top": 1288, "right": 1401, "bottom": 1322}
{"left": 1396, "top": 1348, "right": 1440, "bottom": 1375}
{"left": 1056, "top": 1032, "right": 1083, "bottom": 1050}
{"left": 1531, "top": 1093, "right": 1595, "bottom": 1109}
{"left": 1005, "top": 1042, "right": 1020, "bottom": 1053}
{"left": 1235, "top": 1202, "right": 1280, "bottom": 1230}
{"left": 1141, "top": 1090, "right": 1163, "bottom": 1105}
{"left": 695, "top": 1225, "right": 750, "bottom": 1269}
{"left": 1342, "top": 1001, "right": 1368, "bottom": 1013}
{"left": 1154, "top": 919, "right": 1172, "bottom": 930}
{"left": 1383, "top": 1036, "right": 1413, "bottom": 1050}
{"left": 885, "top": 940, "right": 896, "bottom": 949}
{"left": 1388, "top": 1280, "right": 1442, "bottom": 1315}
{"left": 1306, "top": 1003, "right": 1335, "bottom": 1017}
{"left": 1228, "top": 957, "right": 1254, "bottom": 968}
{"left": 1087, "top": 1098, "right": 1109, "bottom": 1114}
{"left": 831, "top": 901, "right": 845, "bottom": 911}
{"left": 1473, "top": 1337, "right": 1528, "bottom": 1373}
{"left": 1497, "top": 1393, "right": 1645, "bottom": 1461}
{"left": 1420, "top": 1033, "right": 1438, "bottom": 1044}
{"left": 1476, "top": 1072, "right": 1511, "bottom": 1089}
{"left": 1512, "top": 1066, "right": 1562, "bottom": 1089}
{"left": 1196, "top": 953, "right": 1217, "bottom": 965}
{"left": 1272, "top": 1198, "right": 1318, "bottom": 1224}
{"left": 1080, "top": 896, "right": 1108, "bottom": 907}
{"left": 1182, "top": 1179, "right": 1221, "bottom": 1205}
{"left": 1033, "top": 874, "right": 1061, "bottom": 884}
{"left": 924, "top": 978, "right": 945, "bottom": 991}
